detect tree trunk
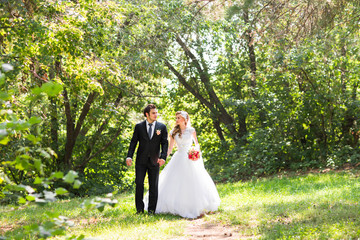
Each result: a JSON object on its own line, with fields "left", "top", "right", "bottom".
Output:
{"left": 243, "top": 9, "right": 257, "bottom": 97}
{"left": 76, "top": 91, "right": 124, "bottom": 172}
{"left": 175, "top": 36, "right": 244, "bottom": 139}
{"left": 164, "top": 59, "right": 241, "bottom": 143}
{"left": 213, "top": 120, "right": 225, "bottom": 141}
{"left": 62, "top": 90, "right": 97, "bottom": 169}
{"left": 48, "top": 62, "right": 59, "bottom": 169}
{"left": 49, "top": 98, "right": 59, "bottom": 153}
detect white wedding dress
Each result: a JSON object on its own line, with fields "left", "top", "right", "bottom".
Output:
{"left": 144, "top": 127, "right": 220, "bottom": 219}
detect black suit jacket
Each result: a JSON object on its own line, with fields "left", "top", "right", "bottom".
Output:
{"left": 127, "top": 120, "right": 168, "bottom": 166}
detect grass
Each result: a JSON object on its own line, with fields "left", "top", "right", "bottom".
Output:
{"left": 217, "top": 170, "right": 360, "bottom": 239}
{"left": 1, "top": 169, "right": 360, "bottom": 239}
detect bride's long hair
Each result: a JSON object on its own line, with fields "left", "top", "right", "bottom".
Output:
{"left": 171, "top": 111, "right": 190, "bottom": 138}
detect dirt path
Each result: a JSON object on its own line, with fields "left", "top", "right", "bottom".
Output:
{"left": 173, "top": 218, "right": 242, "bottom": 240}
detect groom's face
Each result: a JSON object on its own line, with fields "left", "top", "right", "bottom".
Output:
{"left": 146, "top": 108, "right": 158, "bottom": 123}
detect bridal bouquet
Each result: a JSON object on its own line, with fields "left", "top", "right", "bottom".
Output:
{"left": 188, "top": 147, "right": 200, "bottom": 161}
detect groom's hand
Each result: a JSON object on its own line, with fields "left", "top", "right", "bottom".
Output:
{"left": 126, "top": 158, "right": 132, "bottom": 166}
{"left": 158, "top": 159, "right": 165, "bottom": 167}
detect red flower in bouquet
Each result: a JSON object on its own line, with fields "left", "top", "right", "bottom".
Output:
{"left": 188, "top": 147, "right": 200, "bottom": 161}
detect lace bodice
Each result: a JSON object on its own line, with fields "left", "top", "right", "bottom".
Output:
{"left": 171, "top": 127, "right": 195, "bottom": 152}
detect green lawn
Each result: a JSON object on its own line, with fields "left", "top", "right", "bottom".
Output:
{"left": 1, "top": 170, "right": 360, "bottom": 239}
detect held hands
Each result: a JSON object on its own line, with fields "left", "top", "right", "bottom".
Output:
{"left": 126, "top": 158, "right": 132, "bottom": 166}
{"left": 158, "top": 158, "right": 165, "bottom": 167}
{"left": 127, "top": 158, "right": 165, "bottom": 167}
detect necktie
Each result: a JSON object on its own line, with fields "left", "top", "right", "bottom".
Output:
{"left": 148, "top": 123, "right": 152, "bottom": 139}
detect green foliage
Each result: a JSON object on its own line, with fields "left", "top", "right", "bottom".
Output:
{"left": 0, "top": 64, "right": 119, "bottom": 239}
{"left": 0, "top": 63, "right": 83, "bottom": 239}
{"left": 0, "top": 0, "right": 169, "bottom": 196}
{"left": 160, "top": 0, "right": 360, "bottom": 181}
{"left": 1, "top": 0, "right": 360, "bottom": 221}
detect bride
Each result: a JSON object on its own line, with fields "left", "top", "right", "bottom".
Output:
{"left": 145, "top": 111, "right": 220, "bottom": 218}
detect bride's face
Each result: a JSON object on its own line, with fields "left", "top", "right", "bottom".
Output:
{"left": 176, "top": 114, "right": 186, "bottom": 126}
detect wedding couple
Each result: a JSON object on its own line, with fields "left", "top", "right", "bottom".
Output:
{"left": 126, "top": 104, "right": 220, "bottom": 219}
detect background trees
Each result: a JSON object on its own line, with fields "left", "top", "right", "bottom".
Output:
{"left": 161, "top": 0, "right": 360, "bottom": 180}
{"left": 1, "top": 0, "right": 360, "bottom": 198}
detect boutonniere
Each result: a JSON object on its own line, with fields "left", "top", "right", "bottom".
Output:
{"left": 156, "top": 129, "right": 161, "bottom": 135}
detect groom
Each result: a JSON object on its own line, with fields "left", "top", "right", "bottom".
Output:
{"left": 126, "top": 104, "right": 168, "bottom": 214}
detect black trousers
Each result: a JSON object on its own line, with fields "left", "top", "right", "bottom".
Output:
{"left": 135, "top": 161, "right": 159, "bottom": 213}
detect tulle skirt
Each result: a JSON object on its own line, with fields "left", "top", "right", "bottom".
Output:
{"left": 144, "top": 150, "right": 220, "bottom": 219}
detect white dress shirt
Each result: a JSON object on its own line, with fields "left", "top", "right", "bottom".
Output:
{"left": 146, "top": 120, "right": 156, "bottom": 139}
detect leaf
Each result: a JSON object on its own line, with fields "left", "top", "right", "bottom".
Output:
{"left": 9, "top": 184, "right": 26, "bottom": 192}
{"left": 0, "top": 91, "right": 10, "bottom": 101}
{"left": 0, "top": 129, "right": 7, "bottom": 136}
{"left": 73, "top": 180, "right": 82, "bottom": 189}
{"left": 49, "top": 171, "right": 64, "bottom": 180}
{"left": 38, "top": 149, "right": 51, "bottom": 159}
{"left": 63, "top": 170, "right": 78, "bottom": 184}
{"left": 35, "top": 198, "right": 47, "bottom": 206}
{"left": 55, "top": 187, "right": 68, "bottom": 195}
{"left": 34, "top": 159, "right": 43, "bottom": 174}
{"left": 26, "top": 195, "right": 36, "bottom": 201}
{"left": 44, "top": 190, "right": 56, "bottom": 201}
{"left": 0, "top": 73, "right": 5, "bottom": 86}
{"left": 31, "top": 87, "right": 43, "bottom": 96}
{"left": 46, "top": 148, "right": 58, "bottom": 159}
{"left": 109, "top": 199, "right": 118, "bottom": 208}
{"left": 0, "top": 136, "right": 9, "bottom": 145}
{"left": 34, "top": 177, "right": 43, "bottom": 184}
{"left": 28, "top": 116, "right": 42, "bottom": 125}
{"left": 81, "top": 199, "right": 95, "bottom": 210}
{"left": 18, "top": 197, "right": 26, "bottom": 204}
{"left": 25, "top": 185, "right": 35, "bottom": 194}
{"left": 96, "top": 203, "right": 105, "bottom": 212}
{"left": 2, "top": 63, "right": 13, "bottom": 72}
{"left": 26, "top": 134, "right": 40, "bottom": 144}
{"left": 41, "top": 82, "right": 63, "bottom": 97}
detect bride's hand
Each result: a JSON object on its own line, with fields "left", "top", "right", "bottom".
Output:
{"left": 158, "top": 158, "right": 165, "bottom": 167}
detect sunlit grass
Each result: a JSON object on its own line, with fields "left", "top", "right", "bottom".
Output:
{"left": 1, "top": 170, "right": 360, "bottom": 239}
{"left": 214, "top": 170, "right": 360, "bottom": 239}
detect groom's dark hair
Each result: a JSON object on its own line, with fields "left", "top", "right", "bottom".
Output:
{"left": 143, "top": 104, "right": 157, "bottom": 117}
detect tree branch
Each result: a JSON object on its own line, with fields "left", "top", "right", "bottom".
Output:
{"left": 164, "top": 59, "right": 214, "bottom": 111}
{"left": 105, "top": 80, "right": 163, "bottom": 98}
{"left": 63, "top": 89, "right": 75, "bottom": 168}
{"left": 76, "top": 126, "right": 123, "bottom": 170}
{"left": 175, "top": 35, "right": 235, "bottom": 125}
{"left": 73, "top": 91, "right": 97, "bottom": 140}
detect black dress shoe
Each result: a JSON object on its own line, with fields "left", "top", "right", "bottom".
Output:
{"left": 148, "top": 210, "right": 155, "bottom": 215}
{"left": 136, "top": 210, "right": 144, "bottom": 214}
